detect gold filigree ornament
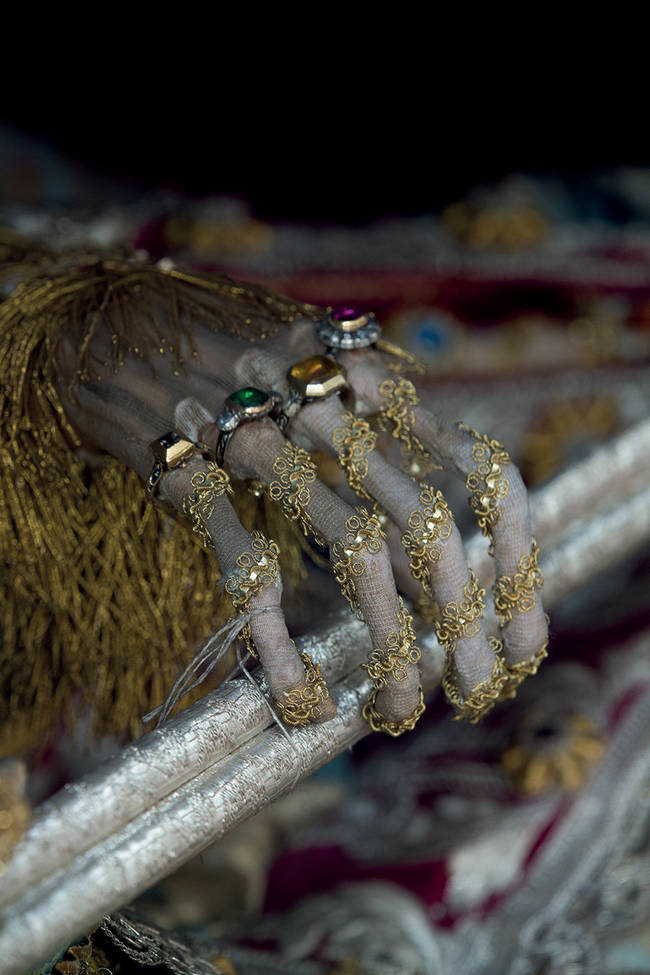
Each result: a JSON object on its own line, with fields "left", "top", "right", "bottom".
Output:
{"left": 331, "top": 411, "right": 377, "bottom": 506}
{"left": 377, "top": 377, "right": 433, "bottom": 479}
{"left": 459, "top": 424, "right": 511, "bottom": 550}
{"left": 364, "top": 601, "right": 421, "bottom": 685}
{"left": 330, "top": 507, "right": 386, "bottom": 618}
{"left": 363, "top": 685, "right": 426, "bottom": 737}
{"left": 435, "top": 571, "right": 508, "bottom": 722}
{"left": 362, "top": 601, "right": 425, "bottom": 736}
{"left": 224, "top": 532, "right": 280, "bottom": 657}
{"left": 494, "top": 539, "right": 549, "bottom": 698}
{"left": 501, "top": 713, "right": 603, "bottom": 795}
{"left": 442, "top": 637, "right": 509, "bottom": 723}
{"left": 434, "top": 570, "right": 486, "bottom": 650}
{"left": 499, "top": 638, "right": 550, "bottom": 701}
{"left": 181, "top": 462, "right": 233, "bottom": 549}
{"left": 493, "top": 538, "right": 544, "bottom": 627}
{"left": 275, "top": 649, "right": 330, "bottom": 726}
{"left": 268, "top": 441, "right": 325, "bottom": 547}
{"left": 401, "top": 485, "right": 454, "bottom": 594}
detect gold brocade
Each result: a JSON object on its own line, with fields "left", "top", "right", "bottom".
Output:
{"left": 0, "top": 251, "right": 317, "bottom": 756}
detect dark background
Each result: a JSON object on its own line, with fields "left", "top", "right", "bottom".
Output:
{"left": 3, "top": 91, "right": 645, "bottom": 223}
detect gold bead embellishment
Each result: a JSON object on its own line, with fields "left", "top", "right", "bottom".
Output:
{"left": 434, "top": 570, "right": 486, "bottom": 651}
{"left": 377, "top": 377, "right": 433, "bottom": 478}
{"left": 442, "top": 637, "right": 509, "bottom": 723}
{"left": 459, "top": 424, "right": 511, "bottom": 549}
{"left": 330, "top": 507, "right": 386, "bottom": 618}
{"left": 268, "top": 442, "right": 325, "bottom": 547}
{"left": 224, "top": 531, "right": 280, "bottom": 658}
{"left": 275, "top": 650, "right": 330, "bottom": 726}
{"left": 363, "top": 685, "right": 426, "bottom": 737}
{"left": 494, "top": 538, "right": 543, "bottom": 628}
{"left": 401, "top": 486, "right": 454, "bottom": 594}
{"left": 331, "top": 411, "right": 377, "bottom": 504}
{"left": 182, "top": 462, "right": 233, "bottom": 549}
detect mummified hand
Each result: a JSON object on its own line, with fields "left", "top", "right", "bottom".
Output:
{"left": 5, "top": 257, "right": 548, "bottom": 738}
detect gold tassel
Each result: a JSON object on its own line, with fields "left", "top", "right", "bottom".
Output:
{"left": 0, "top": 250, "right": 322, "bottom": 757}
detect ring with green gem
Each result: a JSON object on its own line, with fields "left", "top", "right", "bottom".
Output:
{"left": 215, "top": 387, "right": 284, "bottom": 466}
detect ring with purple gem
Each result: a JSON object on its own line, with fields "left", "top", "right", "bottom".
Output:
{"left": 214, "top": 387, "right": 284, "bottom": 466}
{"left": 315, "top": 306, "right": 381, "bottom": 353}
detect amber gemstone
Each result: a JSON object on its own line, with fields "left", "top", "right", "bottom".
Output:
{"left": 288, "top": 355, "right": 347, "bottom": 400}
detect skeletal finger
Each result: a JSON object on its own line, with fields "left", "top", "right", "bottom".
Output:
{"left": 342, "top": 353, "right": 549, "bottom": 682}
{"left": 290, "top": 394, "right": 499, "bottom": 699}
{"left": 62, "top": 378, "right": 334, "bottom": 725}
{"left": 219, "top": 416, "right": 424, "bottom": 731}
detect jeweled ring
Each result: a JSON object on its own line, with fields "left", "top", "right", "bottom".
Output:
{"left": 215, "top": 386, "right": 283, "bottom": 466}
{"left": 315, "top": 306, "right": 381, "bottom": 353}
{"left": 277, "top": 353, "right": 349, "bottom": 427}
{"left": 147, "top": 432, "right": 203, "bottom": 496}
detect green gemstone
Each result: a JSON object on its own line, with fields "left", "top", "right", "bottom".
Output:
{"left": 230, "top": 387, "right": 268, "bottom": 408}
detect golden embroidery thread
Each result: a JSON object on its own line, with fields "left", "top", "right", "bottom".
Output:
{"left": 363, "top": 685, "right": 426, "bottom": 737}
{"left": 499, "top": 638, "right": 550, "bottom": 700}
{"left": 182, "top": 462, "right": 233, "bottom": 549}
{"left": 459, "top": 424, "right": 510, "bottom": 548}
{"left": 331, "top": 411, "right": 377, "bottom": 505}
{"left": 275, "top": 650, "right": 330, "bottom": 726}
{"left": 361, "top": 601, "right": 425, "bottom": 736}
{"left": 330, "top": 507, "right": 386, "bottom": 618}
{"left": 224, "top": 532, "right": 280, "bottom": 658}
{"left": 0, "top": 254, "right": 320, "bottom": 754}
{"left": 494, "top": 538, "right": 543, "bottom": 628}
{"left": 435, "top": 572, "right": 508, "bottom": 721}
{"left": 378, "top": 377, "right": 432, "bottom": 478}
{"left": 434, "top": 570, "right": 486, "bottom": 650}
{"left": 401, "top": 486, "right": 454, "bottom": 593}
{"left": 363, "top": 601, "right": 421, "bottom": 686}
{"left": 442, "top": 637, "right": 509, "bottom": 723}
{"left": 268, "top": 442, "right": 325, "bottom": 546}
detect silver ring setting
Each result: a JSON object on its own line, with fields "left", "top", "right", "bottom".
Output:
{"left": 315, "top": 306, "right": 381, "bottom": 352}
{"left": 215, "top": 387, "right": 283, "bottom": 466}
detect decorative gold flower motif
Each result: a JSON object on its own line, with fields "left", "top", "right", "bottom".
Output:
{"left": 501, "top": 714, "right": 604, "bottom": 794}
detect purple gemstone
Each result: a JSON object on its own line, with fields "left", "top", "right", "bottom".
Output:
{"left": 332, "top": 306, "right": 363, "bottom": 322}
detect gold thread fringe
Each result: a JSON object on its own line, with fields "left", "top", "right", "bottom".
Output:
{"left": 0, "top": 253, "right": 317, "bottom": 756}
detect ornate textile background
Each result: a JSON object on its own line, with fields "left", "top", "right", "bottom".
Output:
{"left": 1, "top": 137, "right": 650, "bottom": 974}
